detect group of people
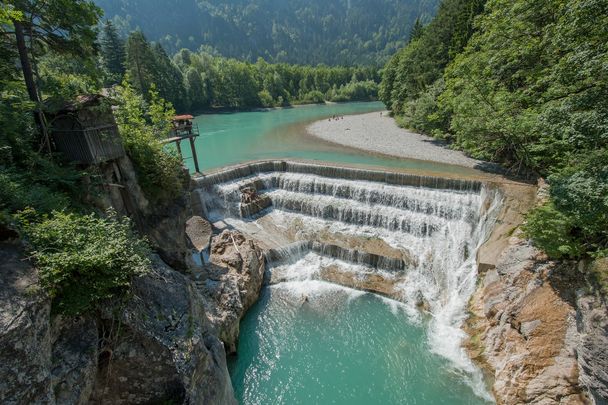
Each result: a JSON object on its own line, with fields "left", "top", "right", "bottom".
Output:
{"left": 328, "top": 114, "right": 344, "bottom": 121}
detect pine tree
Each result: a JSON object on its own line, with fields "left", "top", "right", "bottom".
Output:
{"left": 408, "top": 17, "right": 424, "bottom": 43}
{"left": 150, "top": 43, "right": 187, "bottom": 111}
{"left": 125, "top": 30, "right": 155, "bottom": 97}
{"left": 100, "top": 20, "right": 125, "bottom": 85}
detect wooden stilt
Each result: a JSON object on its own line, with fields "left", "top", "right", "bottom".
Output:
{"left": 189, "top": 136, "right": 200, "bottom": 173}
{"left": 175, "top": 140, "right": 182, "bottom": 157}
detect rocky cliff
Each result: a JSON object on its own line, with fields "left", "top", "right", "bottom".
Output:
{"left": 0, "top": 241, "right": 241, "bottom": 404}
{"left": 198, "top": 230, "right": 266, "bottom": 354}
{"left": 467, "top": 183, "right": 608, "bottom": 404}
{"left": 0, "top": 157, "right": 267, "bottom": 404}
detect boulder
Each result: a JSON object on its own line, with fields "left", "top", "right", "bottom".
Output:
{"left": 0, "top": 242, "right": 53, "bottom": 404}
{"left": 200, "top": 230, "right": 265, "bottom": 354}
{"left": 90, "top": 256, "right": 236, "bottom": 404}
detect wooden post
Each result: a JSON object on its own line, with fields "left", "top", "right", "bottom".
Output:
{"left": 175, "top": 139, "right": 182, "bottom": 158}
{"left": 189, "top": 136, "right": 200, "bottom": 173}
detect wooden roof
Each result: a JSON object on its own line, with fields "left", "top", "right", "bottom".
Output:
{"left": 173, "top": 114, "right": 194, "bottom": 121}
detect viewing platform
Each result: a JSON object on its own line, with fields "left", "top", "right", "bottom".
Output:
{"left": 161, "top": 114, "right": 201, "bottom": 172}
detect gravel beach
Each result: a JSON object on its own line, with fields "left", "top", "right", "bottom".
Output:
{"left": 307, "top": 111, "right": 482, "bottom": 168}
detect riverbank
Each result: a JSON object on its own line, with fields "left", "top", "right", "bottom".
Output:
{"left": 307, "top": 111, "right": 484, "bottom": 169}
{"left": 185, "top": 99, "right": 377, "bottom": 116}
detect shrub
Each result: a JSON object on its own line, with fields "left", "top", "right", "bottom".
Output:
{"left": 331, "top": 80, "right": 378, "bottom": 102}
{"left": 0, "top": 169, "right": 70, "bottom": 214}
{"left": 257, "top": 89, "right": 274, "bottom": 107}
{"left": 113, "top": 81, "right": 188, "bottom": 204}
{"left": 301, "top": 90, "right": 326, "bottom": 104}
{"left": 524, "top": 151, "right": 608, "bottom": 259}
{"left": 19, "top": 209, "right": 151, "bottom": 315}
{"left": 523, "top": 202, "right": 583, "bottom": 259}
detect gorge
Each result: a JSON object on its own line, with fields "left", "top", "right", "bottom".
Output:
{"left": 194, "top": 161, "right": 502, "bottom": 402}
{"left": 2, "top": 0, "right": 607, "bottom": 402}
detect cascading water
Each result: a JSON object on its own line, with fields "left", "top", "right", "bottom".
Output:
{"left": 196, "top": 162, "right": 501, "bottom": 403}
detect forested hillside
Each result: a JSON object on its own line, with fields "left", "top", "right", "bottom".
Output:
{"left": 381, "top": 0, "right": 608, "bottom": 260}
{"left": 99, "top": 23, "right": 380, "bottom": 111}
{"left": 95, "top": 0, "right": 440, "bottom": 65}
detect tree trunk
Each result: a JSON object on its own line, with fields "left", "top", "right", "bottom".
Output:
{"left": 13, "top": 20, "right": 50, "bottom": 151}
{"left": 13, "top": 20, "right": 39, "bottom": 104}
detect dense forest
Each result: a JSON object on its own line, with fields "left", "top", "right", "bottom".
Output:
{"left": 101, "top": 23, "right": 381, "bottom": 111}
{"left": 381, "top": 0, "right": 608, "bottom": 259}
{"left": 0, "top": 1, "right": 183, "bottom": 314}
{"left": 95, "top": 0, "right": 440, "bottom": 65}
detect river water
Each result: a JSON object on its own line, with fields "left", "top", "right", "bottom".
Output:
{"left": 192, "top": 103, "right": 494, "bottom": 404}
{"left": 184, "top": 102, "right": 480, "bottom": 177}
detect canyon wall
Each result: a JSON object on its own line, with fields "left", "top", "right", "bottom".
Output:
{"left": 468, "top": 183, "right": 608, "bottom": 404}
{"left": 0, "top": 156, "right": 267, "bottom": 404}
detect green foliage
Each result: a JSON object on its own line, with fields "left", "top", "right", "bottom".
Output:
{"left": 383, "top": 0, "right": 607, "bottom": 259}
{"left": 5, "top": 0, "right": 102, "bottom": 60}
{"left": 37, "top": 51, "right": 103, "bottom": 101}
{"left": 524, "top": 202, "right": 583, "bottom": 259}
{"left": 380, "top": 0, "right": 486, "bottom": 117}
{"left": 113, "top": 81, "right": 187, "bottom": 204}
{"left": 524, "top": 156, "right": 608, "bottom": 259}
{"left": 330, "top": 80, "right": 379, "bottom": 102}
{"left": 172, "top": 49, "right": 381, "bottom": 110}
{"left": 96, "top": 0, "right": 441, "bottom": 66}
{"left": 409, "top": 17, "right": 425, "bottom": 43}
{"left": 100, "top": 20, "right": 126, "bottom": 85}
{"left": 400, "top": 79, "right": 448, "bottom": 137}
{"left": 300, "top": 91, "right": 326, "bottom": 104}
{"left": 442, "top": 0, "right": 608, "bottom": 173}
{"left": 0, "top": 170, "right": 71, "bottom": 215}
{"left": 125, "top": 30, "right": 156, "bottom": 98}
{"left": 18, "top": 209, "right": 150, "bottom": 316}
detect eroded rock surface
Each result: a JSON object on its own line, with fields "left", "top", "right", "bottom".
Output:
{"left": 576, "top": 288, "right": 608, "bottom": 404}
{"left": 90, "top": 256, "right": 236, "bottom": 405}
{"left": 51, "top": 316, "right": 98, "bottom": 405}
{"left": 200, "top": 230, "right": 265, "bottom": 354}
{"left": 0, "top": 242, "right": 53, "bottom": 404}
{"left": 466, "top": 237, "right": 590, "bottom": 404}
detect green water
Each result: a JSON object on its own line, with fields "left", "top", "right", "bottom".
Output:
{"left": 229, "top": 283, "right": 487, "bottom": 405}
{"left": 180, "top": 102, "right": 480, "bottom": 176}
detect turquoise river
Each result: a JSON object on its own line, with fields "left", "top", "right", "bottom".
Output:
{"left": 190, "top": 102, "right": 492, "bottom": 404}
{"left": 182, "top": 102, "right": 480, "bottom": 177}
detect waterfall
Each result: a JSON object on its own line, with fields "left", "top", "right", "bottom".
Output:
{"left": 195, "top": 162, "right": 500, "bottom": 401}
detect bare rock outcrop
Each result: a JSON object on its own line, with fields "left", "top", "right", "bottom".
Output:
{"left": 466, "top": 237, "right": 589, "bottom": 404}
{"left": 199, "top": 230, "right": 265, "bottom": 354}
{"left": 0, "top": 242, "right": 53, "bottom": 404}
{"left": 51, "top": 316, "right": 98, "bottom": 404}
{"left": 93, "top": 156, "right": 193, "bottom": 271}
{"left": 576, "top": 267, "right": 608, "bottom": 404}
{"left": 90, "top": 256, "right": 236, "bottom": 405}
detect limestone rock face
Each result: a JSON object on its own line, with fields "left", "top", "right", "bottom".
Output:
{"left": 93, "top": 156, "right": 192, "bottom": 271}
{"left": 90, "top": 256, "right": 236, "bottom": 405}
{"left": 0, "top": 242, "right": 53, "bottom": 404}
{"left": 466, "top": 238, "right": 589, "bottom": 404}
{"left": 51, "top": 316, "right": 98, "bottom": 405}
{"left": 202, "top": 230, "right": 265, "bottom": 354}
{"left": 576, "top": 293, "right": 608, "bottom": 403}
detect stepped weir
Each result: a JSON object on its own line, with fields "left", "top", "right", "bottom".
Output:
{"left": 193, "top": 160, "right": 502, "bottom": 396}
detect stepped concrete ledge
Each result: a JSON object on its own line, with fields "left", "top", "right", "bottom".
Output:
{"left": 191, "top": 159, "right": 537, "bottom": 276}
{"left": 193, "top": 159, "right": 486, "bottom": 191}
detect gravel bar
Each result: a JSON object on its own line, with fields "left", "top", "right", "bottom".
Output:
{"left": 307, "top": 111, "right": 483, "bottom": 168}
